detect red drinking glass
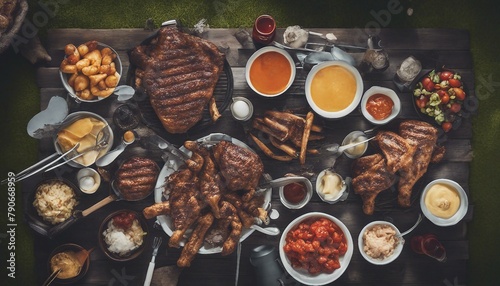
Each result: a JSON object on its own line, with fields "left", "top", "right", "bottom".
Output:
{"left": 252, "top": 15, "right": 276, "bottom": 46}
{"left": 411, "top": 234, "right": 447, "bottom": 262}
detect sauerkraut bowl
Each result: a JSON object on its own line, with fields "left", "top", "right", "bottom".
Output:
{"left": 358, "top": 221, "right": 404, "bottom": 265}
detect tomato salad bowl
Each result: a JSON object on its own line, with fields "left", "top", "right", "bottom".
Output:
{"left": 279, "top": 212, "right": 353, "bottom": 286}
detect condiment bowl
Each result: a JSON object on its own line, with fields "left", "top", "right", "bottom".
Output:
{"left": 341, "top": 131, "right": 369, "bottom": 159}
{"left": 360, "top": 86, "right": 401, "bottom": 125}
{"left": 305, "top": 61, "right": 363, "bottom": 119}
{"left": 47, "top": 243, "right": 91, "bottom": 284}
{"left": 76, "top": 167, "right": 101, "bottom": 194}
{"left": 59, "top": 42, "right": 122, "bottom": 103}
{"left": 315, "top": 169, "right": 347, "bottom": 203}
{"left": 358, "top": 221, "right": 404, "bottom": 265}
{"left": 420, "top": 179, "right": 468, "bottom": 227}
{"left": 278, "top": 177, "right": 313, "bottom": 209}
{"left": 98, "top": 209, "right": 149, "bottom": 262}
{"left": 279, "top": 212, "right": 353, "bottom": 285}
{"left": 245, "top": 46, "right": 296, "bottom": 97}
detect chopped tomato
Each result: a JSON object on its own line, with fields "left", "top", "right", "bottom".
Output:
{"left": 442, "top": 122, "right": 452, "bottom": 132}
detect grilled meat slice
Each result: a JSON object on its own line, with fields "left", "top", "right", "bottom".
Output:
{"left": 212, "top": 141, "right": 263, "bottom": 192}
{"left": 115, "top": 157, "right": 159, "bottom": 200}
{"left": 130, "top": 26, "right": 225, "bottom": 133}
{"left": 397, "top": 120, "right": 441, "bottom": 207}
{"left": 375, "top": 131, "right": 416, "bottom": 174}
{"left": 177, "top": 212, "right": 214, "bottom": 267}
{"left": 352, "top": 154, "right": 396, "bottom": 215}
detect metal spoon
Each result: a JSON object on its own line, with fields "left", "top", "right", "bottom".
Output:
{"left": 95, "top": 131, "right": 135, "bottom": 167}
{"left": 322, "top": 136, "right": 374, "bottom": 156}
{"left": 250, "top": 225, "right": 280, "bottom": 236}
{"left": 400, "top": 214, "right": 423, "bottom": 237}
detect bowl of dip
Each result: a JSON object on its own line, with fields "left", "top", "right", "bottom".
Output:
{"left": 47, "top": 243, "right": 91, "bottom": 284}
{"left": 305, "top": 61, "right": 363, "bottom": 119}
{"left": 341, "top": 131, "right": 368, "bottom": 159}
{"left": 278, "top": 177, "right": 313, "bottom": 209}
{"left": 316, "top": 169, "right": 347, "bottom": 203}
{"left": 360, "top": 86, "right": 401, "bottom": 125}
{"left": 358, "top": 221, "right": 404, "bottom": 265}
{"left": 245, "top": 46, "right": 296, "bottom": 97}
{"left": 420, "top": 179, "right": 468, "bottom": 226}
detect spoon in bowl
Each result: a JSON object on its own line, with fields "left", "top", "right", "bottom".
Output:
{"left": 399, "top": 214, "right": 423, "bottom": 238}
{"left": 43, "top": 247, "right": 94, "bottom": 286}
{"left": 95, "top": 131, "right": 136, "bottom": 167}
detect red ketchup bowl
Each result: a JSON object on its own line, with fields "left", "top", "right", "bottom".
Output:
{"left": 361, "top": 86, "right": 401, "bottom": 125}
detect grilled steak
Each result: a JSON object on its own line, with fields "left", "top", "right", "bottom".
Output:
{"left": 130, "top": 26, "right": 225, "bottom": 133}
{"left": 115, "top": 157, "right": 159, "bottom": 200}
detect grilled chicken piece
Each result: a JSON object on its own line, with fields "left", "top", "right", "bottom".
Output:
{"left": 178, "top": 212, "right": 214, "bottom": 267}
{"left": 352, "top": 154, "right": 397, "bottom": 215}
{"left": 167, "top": 168, "right": 202, "bottom": 248}
{"left": 212, "top": 141, "right": 263, "bottom": 193}
{"left": 397, "top": 120, "right": 441, "bottom": 207}
{"left": 218, "top": 201, "right": 242, "bottom": 256}
{"left": 115, "top": 157, "right": 159, "bottom": 200}
{"left": 143, "top": 201, "right": 170, "bottom": 219}
{"left": 375, "top": 131, "right": 416, "bottom": 174}
{"left": 185, "top": 141, "right": 223, "bottom": 218}
{"left": 130, "top": 26, "right": 224, "bottom": 133}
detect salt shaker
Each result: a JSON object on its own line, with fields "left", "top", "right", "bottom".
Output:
{"left": 393, "top": 56, "right": 422, "bottom": 91}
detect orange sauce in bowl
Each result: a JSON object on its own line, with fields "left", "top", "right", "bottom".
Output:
{"left": 310, "top": 66, "right": 357, "bottom": 112}
{"left": 249, "top": 51, "right": 292, "bottom": 95}
{"left": 366, "top": 93, "right": 394, "bottom": 120}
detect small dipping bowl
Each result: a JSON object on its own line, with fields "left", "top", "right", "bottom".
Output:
{"left": 358, "top": 221, "right": 404, "bottom": 265}
{"left": 47, "top": 243, "right": 91, "bottom": 284}
{"left": 360, "top": 86, "right": 401, "bottom": 125}
{"left": 76, "top": 167, "right": 101, "bottom": 194}
{"left": 245, "top": 46, "right": 296, "bottom": 97}
{"left": 316, "top": 169, "right": 347, "bottom": 204}
{"left": 279, "top": 178, "right": 313, "bottom": 209}
{"left": 341, "top": 131, "right": 368, "bottom": 159}
{"left": 420, "top": 179, "right": 468, "bottom": 227}
{"left": 230, "top": 97, "right": 254, "bottom": 121}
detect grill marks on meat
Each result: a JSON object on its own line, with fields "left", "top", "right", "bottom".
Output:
{"left": 352, "top": 154, "right": 396, "bottom": 215}
{"left": 130, "top": 26, "right": 225, "bottom": 133}
{"left": 213, "top": 141, "right": 264, "bottom": 193}
{"left": 352, "top": 120, "right": 444, "bottom": 214}
{"left": 397, "top": 120, "right": 443, "bottom": 207}
{"left": 375, "top": 131, "right": 416, "bottom": 174}
{"left": 115, "top": 157, "right": 159, "bottom": 200}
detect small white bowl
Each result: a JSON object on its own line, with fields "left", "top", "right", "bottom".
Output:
{"left": 360, "top": 86, "right": 401, "bottom": 125}
{"left": 278, "top": 178, "right": 313, "bottom": 209}
{"left": 305, "top": 61, "right": 363, "bottom": 119}
{"left": 341, "top": 131, "right": 369, "bottom": 159}
{"left": 315, "top": 169, "right": 347, "bottom": 203}
{"left": 279, "top": 212, "right": 353, "bottom": 285}
{"left": 420, "top": 179, "right": 468, "bottom": 227}
{"left": 76, "top": 167, "right": 101, "bottom": 194}
{"left": 245, "top": 46, "right": 296, "bottom": 97}
{"left": 358, "top": 221, "right": 404, "bottom": 265}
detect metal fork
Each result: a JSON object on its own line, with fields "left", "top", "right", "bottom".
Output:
{"left": 143, "top": 236, "right": 162, "bottom": 286}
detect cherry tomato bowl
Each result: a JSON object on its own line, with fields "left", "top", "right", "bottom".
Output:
{"left": 412, "top": 68, "right": 468, "bottom": 132}
{"left": 279, "top": 212, "right": 353, "bottom": 285}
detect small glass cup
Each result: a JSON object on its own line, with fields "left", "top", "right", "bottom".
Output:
{"left": 410, "top": 234, "right": 447, "bottom": 262}
{"left": 394, "top": 56, "right": 422, "bottom": 91}
{"left": 252, "top": 15, "right": 276, "bottom": 48}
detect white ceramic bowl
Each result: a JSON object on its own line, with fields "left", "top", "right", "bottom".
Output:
{"left": 278, "top": 177, "right": 313, "bottom": 209}
{"left": 420, "top": 179, "right": 468, "bottom": 226}
{"left": 341, "top": 130, "right": 369, "bottom": 159}
{"left": 360, "top": 86, "right": 401, "bottom": 125}
{"left": 279, "top": 212, "right": 353, "bottom": 285}
{"left": 358, "top": 221, "right": 404, "bottom": 265}
{"left": 59, "top": 42, "right": 122, "bottom": 103}
{"left": 245, "top": 46, "right": 296, "bottom": 97}
{"left": 305, "top": 61, "right": 363, "bottom": 119}
{"left": 315, "top": 169, "right": 347, "bottom": 203}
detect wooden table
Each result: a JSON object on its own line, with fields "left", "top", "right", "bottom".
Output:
{"left": 27, "top": 28, "right": 473, "bottom": 285}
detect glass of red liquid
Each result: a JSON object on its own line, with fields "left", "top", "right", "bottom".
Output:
{"left": 252, "top": 15, "right": 276, "bottom": 47}
{"left": 410, "top": 234, "right": 447, "bottom": 262}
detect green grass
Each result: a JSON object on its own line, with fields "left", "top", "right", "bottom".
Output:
{"left": 1, "top": 0, "right": 499, "bottom": 285}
